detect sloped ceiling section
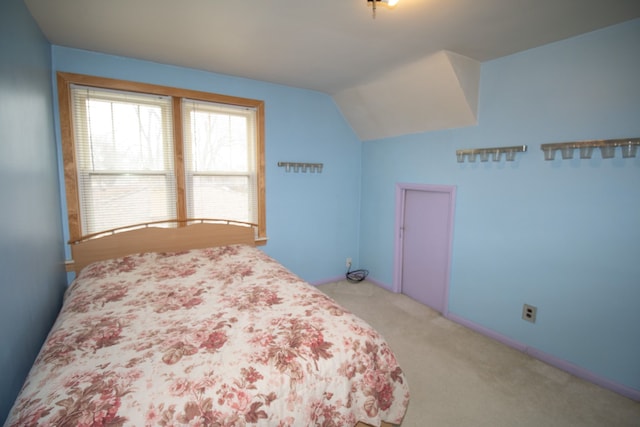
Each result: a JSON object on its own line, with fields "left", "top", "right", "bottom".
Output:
{"left": 24, "top": 0, "right": 640, "bottom": 142}
{"left": 333, "top": 50, "right": 480, "bottom": 141}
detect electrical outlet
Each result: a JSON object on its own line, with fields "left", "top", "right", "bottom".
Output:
{"left": 522, "top": 304, "right": 537, "bottom": 323}
{"left": 346, "top": 257, "right": 352, "bottom": 268}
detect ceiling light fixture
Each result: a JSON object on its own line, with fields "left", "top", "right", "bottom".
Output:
{"left": 367, "top": 0, "right": 399, "bottom": 18}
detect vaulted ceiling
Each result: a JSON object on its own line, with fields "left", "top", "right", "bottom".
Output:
{"left": 25, "top": 0, "right": 640, "bottom": 140}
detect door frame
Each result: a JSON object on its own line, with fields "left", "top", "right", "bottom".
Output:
{"left": 393, "top": 183, "right": 456, "bottom": 315}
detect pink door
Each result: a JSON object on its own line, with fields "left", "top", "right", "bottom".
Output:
{"left": 396, "top": 184, "right": 456, "bottom": 314}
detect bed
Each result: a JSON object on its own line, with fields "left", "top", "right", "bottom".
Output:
{"left": 5, "top": 220, "right": 409, "bottom": 426}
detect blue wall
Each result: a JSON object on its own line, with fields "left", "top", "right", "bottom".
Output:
{"left": 51, "top": 46, "right": 363, "bottom": 284}
{"left": 2, "top": 2, "right": 638, "bottom": 418}
{"left": 0, "top": 0, "right": 67, "bottom": 421}
{"left": 360, "top": 19, "right": 640, "bottom": 392}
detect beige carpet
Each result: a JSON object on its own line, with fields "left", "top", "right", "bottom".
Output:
{"left": 317, "top": 280, "right": 640, "bottom": 427}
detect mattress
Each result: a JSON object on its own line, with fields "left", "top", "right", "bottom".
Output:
{"left": 6, "top": 244, "right": 409, "bottom": 426}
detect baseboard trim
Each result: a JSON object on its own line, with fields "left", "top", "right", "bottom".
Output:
{"left": 363, "top": 276, "right": 394, "bottom": 291}
{"left": 446, "top": 313, "right": 640, "bottom": 402}
{"left": 312, "top": 275, "right": 393, "bottom": 288}
{"left": 310, "top": 276, "right": 345, "bottom": 286}
{"left": 315, "top": 276, "right": 639, "bottom": 401}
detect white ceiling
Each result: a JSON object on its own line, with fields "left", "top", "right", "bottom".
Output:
{"left": 25, "top": 0, "right": 640, "bottom": 139}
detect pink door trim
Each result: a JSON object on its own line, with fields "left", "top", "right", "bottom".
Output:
{"left": 393, "top": 183, "right": 456, "bottom": 315}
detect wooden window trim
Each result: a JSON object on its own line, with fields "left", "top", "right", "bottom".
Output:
{"left": 57, "top": 71, "right": 266, "bottom": 245}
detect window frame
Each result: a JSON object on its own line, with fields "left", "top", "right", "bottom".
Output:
{"left": 181, "top": 98, "right": 259, "bottom": 224}
{"left": 57, "top": 72, "right": 266, "bottom": 245}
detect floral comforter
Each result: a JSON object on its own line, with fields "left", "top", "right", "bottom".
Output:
{"left": 6, "top": 245, "right": 409, "bottom": 426}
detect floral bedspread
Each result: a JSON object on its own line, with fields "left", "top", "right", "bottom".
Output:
{"left": 6, "top": 245, "right": 409, "bottom": 426}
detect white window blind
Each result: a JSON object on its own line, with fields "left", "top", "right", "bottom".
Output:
{"left": 71, "top": 85, "right": 176, "bottom": 235}
{"left": 182, "top": 99, "right": 258, "bottom": 224}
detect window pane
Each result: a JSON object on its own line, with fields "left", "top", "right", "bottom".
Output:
{"left": 190, "top": 175, "right": 251, "bottom": 222}
{"left": 82, "top": 174, "right": 176, "bottom": 233}
{"left": 183, "top": 99, "right": 258, "bottom": 224}
{"left": 71, "top": 85, "right": 176, "bottom": 235}
{"left": 190, "top": 111, "right": 248, "bottom": 172}
{"left": 85, "top": 99, "right": 167, "bottom": 171}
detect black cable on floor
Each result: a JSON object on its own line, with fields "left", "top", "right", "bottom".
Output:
{"left": 346, "top": 265, "right": 369, "bottom": 283}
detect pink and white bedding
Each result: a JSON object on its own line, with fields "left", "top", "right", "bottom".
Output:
{"left": 6, "top": 244, "right": 409, "bottom": 426}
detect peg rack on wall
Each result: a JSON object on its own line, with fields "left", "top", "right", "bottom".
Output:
{"left": 277, "top": 161, "right": 324, "bottom": 173}
{"left": 456, "top": 145, "right": 527, "bottom": 163}
{"left": 540, "top": 138, "right": 640, "bottom": 160}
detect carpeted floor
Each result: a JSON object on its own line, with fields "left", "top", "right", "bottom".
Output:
{"left": 317, "top": 280, "right": 640, "bottom": 427}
